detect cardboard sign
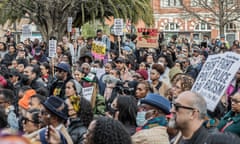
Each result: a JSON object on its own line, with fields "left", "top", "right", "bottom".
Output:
{"left": 82, "top": 86, "right": 94, "bottom": 102}
{"left": 22, "top": 24, "right": 32, "bottom": 39}
{"left": 136, "top": 28, "right": 159, "bottom": 48}
{"left": 67, "top": 17, "right": 73, "bottom": 33}
{"left": 114, "top": 18, "right": 124, "bottom": 36}
{"left": 49, "top": 40, "right": 57, "bottom": 58}
{"left": 192, "top": 52, "right": 240, "bottom": 111}
{"left": 92, "top": 41, "right": 106, "bottom": 60}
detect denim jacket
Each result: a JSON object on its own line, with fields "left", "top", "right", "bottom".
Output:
{"left": 7, "top": 105, "right": 19, "bottom": 130}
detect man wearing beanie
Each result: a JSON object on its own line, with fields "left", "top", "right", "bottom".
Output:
{"left": 132, "top": 93, "right": 171, "bottom": 144}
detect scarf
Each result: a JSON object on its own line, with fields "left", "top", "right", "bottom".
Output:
{"left": 136, "top": 116, "right": 168, "bottom": 132}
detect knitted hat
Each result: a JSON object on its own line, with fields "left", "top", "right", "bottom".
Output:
{"left": 136, "top": 69, "right": 148, "bottom": 80}
{"left": 141, "top": 93, "right": 171, "bottom": 114}
{"left": 18, "top": 89, "right": 36, "bottom": 110}
{"left": 169, "top": 67, "right": 183, "bottom": 81}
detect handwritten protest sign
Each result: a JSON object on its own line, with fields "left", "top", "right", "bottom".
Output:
{"left": 92, "top": 41, "right": 106, "bottom": 60}
{"left": 82, "top": 86, "right": 94, "bottom": 102}
{"left": 192, "top": 52, "right": 240, "bottom": 111}
{"left": 136, "top": 28, "right": 159, "bottom": 48}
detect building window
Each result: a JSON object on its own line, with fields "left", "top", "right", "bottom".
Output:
{"left": 161, "top": 0, "right": 182, "bottom": 7}
{"left": 164, "top": 23, "right": 180, "bottom": 31}
{"left": 228, "top": 0, "right": 234, "bottom": 5}
{"left": 191, "top": 0, "right": 212, "bottom": 7}
{"left": 226, "top": 23, "right": 237, "bottom": 32}
{"left": 194, "top": 22, "right": 211, "bottom": 31}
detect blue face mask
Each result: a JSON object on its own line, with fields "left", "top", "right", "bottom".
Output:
{"left": 136, "top": 111, "right": 147, "bottom": 126}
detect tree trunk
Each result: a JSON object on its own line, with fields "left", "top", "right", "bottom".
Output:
{"left": 38, "top": 22, "right": 66, "bottom": 42}
{"left": 219, "top": 24, "right": 225, "bottom": 37}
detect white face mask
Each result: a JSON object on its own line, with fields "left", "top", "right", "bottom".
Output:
{"left": 136, "top": 111, "right": 147, "bottom": 127}
{"left": 90, "top": 67, "right": 97, "bottom": 73}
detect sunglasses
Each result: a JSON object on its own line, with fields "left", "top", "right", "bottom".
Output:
{"left": 55, "top": 69, "right": 64, "bottom": 73}
{"left": 22, "top": 117, "right": 37, "bottom": 124}
{"left": 171, "top": 102, "right": 196, "bottom": 111}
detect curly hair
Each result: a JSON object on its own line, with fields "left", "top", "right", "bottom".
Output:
{"left": 152, "top": 63, "right": 165, "bottom": 75}
{"left": 171, "top": 73, "right": 194, "bottom": 91}
{"left": 77, "top": 97, "right": 93, "bottom": 128}
{"left": 92, "top": 117, "right": 132, "bottom": 144}
{"left": 116, "top": 95, "right": 137, "bottom": 126}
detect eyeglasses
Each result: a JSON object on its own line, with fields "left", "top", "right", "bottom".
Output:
{"left": 22, "top": 117, "right": 37, "bottom": 124}
{"left": 171, "top": 102, "right": 196, "bottom": 111}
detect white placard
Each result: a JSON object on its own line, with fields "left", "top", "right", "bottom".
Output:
{"left": 22, "top": 24, "right": 32, "bottom": 39}
{"left": 67, "top": 17, "right": 73, "bottom": 32}
{"left": 191, "top": 52, "right": 240, "bottom": 111}
{"left": 114, "top": 18, "right": 123, "bottom": 36}
{"left": 49, "top": 40, "right": 57, "bottom": 58}
{"left": 82, "top": 86, "right": 94, "bottom": 102}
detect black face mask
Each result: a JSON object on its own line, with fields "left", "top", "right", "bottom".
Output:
{"left": 21, "top": 74, "right": 30, "bottom": 85}
{"left": 109, "top": 106, "right": 118, "bottom": 118}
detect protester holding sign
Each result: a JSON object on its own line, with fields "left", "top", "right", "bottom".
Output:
{"left": 95, "top": 29, "right": 110, "bottom": 52}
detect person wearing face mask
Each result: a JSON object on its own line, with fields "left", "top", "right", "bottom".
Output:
{"left": 132, "top": 93, "right": 171, "bottom": 144}
{"left": 33, "top": 47, "right": 48, "bottom": 63}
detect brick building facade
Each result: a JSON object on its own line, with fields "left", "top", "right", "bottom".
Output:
{"left": 152, "top": 0, "right": 239, "bottom": 44}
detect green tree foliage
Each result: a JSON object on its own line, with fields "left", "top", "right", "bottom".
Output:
{"left": 0, "top": 0, "right": 154, "bottom": 41}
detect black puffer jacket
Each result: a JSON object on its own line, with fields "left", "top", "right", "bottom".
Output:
{"left": 68, "top": 118, "right": 87, "bottom": 144}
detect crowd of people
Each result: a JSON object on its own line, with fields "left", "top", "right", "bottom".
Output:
{"left": 0, "top": 29, "right": 239, "bottom": 144}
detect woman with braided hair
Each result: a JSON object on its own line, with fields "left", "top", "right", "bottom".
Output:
{"left": 65, "top": 79, "right": 93, "bottom": 144}
{"left": 83, "top": 117, "right": 132, "bottom": 144}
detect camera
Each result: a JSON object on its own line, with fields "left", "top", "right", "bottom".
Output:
{"left": 115, "top": 81, "right": 135, "bottom": 96}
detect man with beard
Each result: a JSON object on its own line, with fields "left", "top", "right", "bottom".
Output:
{"left": 132, "top": 93, "right": 171, "bottom": 144}
{"left": 168, "top": 91, "right": 208, "bottom": 144}
{"left": 49, "top": 62, "right": 73, "bottom": 99}
{"left": 22, "top": 65, "right": 45, "bottom": 90}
